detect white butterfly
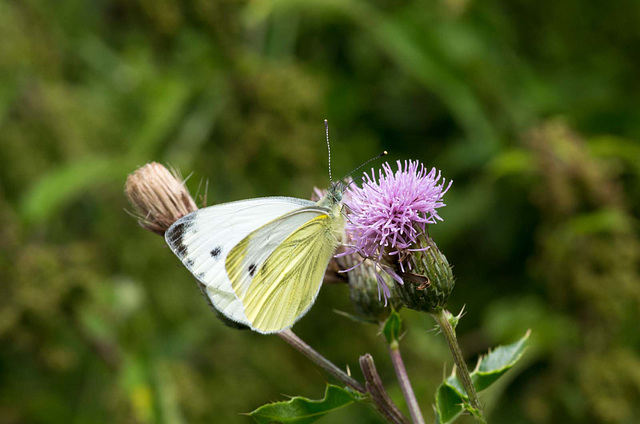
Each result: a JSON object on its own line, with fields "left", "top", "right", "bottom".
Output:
{"left": 165, "top": 182, "right": 347, "bottom": 334}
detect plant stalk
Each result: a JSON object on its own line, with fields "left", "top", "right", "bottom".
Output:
{"left": 432, "top": 310, "right": 485, "bottom": 423}
{"left": 278, "top": 329, "right": 366, "bottom": 394}
{"left": 387, "top": 340, "right": 425, "bottom": 424}
{"left": 360, "top": 354, "right": 410, "bottom": 424}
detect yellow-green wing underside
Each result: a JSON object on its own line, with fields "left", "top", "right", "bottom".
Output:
{"left": 226, "top": 214, "right": 341, "bottom": 333}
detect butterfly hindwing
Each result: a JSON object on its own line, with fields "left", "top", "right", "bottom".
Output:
{"left": 226, "top": 210, "right": 344, "bottom": 333}
{"left": 165, "top": 197, "right": 315, "bottom": 325}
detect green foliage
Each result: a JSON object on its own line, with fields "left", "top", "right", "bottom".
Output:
{"left": 382, "top": 309, "right": 402, "bottom": 345}
{"left": 21, "top": 157, "right": 130, "bottom": 224}
{"left": 436, "top": 331, "right": 530, "bottom": 423}
{"left": 435, "top": 384, "right": 467, "bottom": 424}
{"left": 249, "top": 385, "right": 364, "bottom": 424}
{"left": 472, "top": 330, "right": 530, "bottom": 391}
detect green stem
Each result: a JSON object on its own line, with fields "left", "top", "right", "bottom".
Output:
{"left": 387, "top": 340, "right": 425, "bottom": 424}
{"left": 432, "top": 310, "right": 486, "bottom": 423}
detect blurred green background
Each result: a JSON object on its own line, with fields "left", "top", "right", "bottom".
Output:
{"left": 2, "top": 0, "right": 640, "bottom": 423}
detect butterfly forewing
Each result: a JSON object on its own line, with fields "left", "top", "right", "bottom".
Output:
{"left": 226, "top": 211, "right": 344, "bottom": 333}
{"left": 165, "top": 197, "right": 315, "bottom": 325}
{"left": 225, "top": 208, "right": 327, "bottom": 300}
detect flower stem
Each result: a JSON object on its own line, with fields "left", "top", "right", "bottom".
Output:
{"left": 278, "top": 329, "right": 366, "bottom": 394}
{"left": 387, "top": 339, "right": 425, "bottom": 424}
{"left": 359, "top": 354, "right": 410, "bottom": 424}
{"left": 432, "top": 310, "right": 485, "bottom": 423}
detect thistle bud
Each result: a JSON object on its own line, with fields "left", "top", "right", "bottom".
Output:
{"left": 395, "top": 233, "right": 454, "bottom": 313}
{"left": 338, "top": 252, "right": 401, "bottom": 322}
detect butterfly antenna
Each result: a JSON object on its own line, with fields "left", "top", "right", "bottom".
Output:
{"left": 325, "top": 119, "right": 332, "bottom": 182}
{"left": 340, "top": 150, "right": 388, "bottom": 181}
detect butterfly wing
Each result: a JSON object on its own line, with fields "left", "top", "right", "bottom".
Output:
{"left": 165, "top": 197, "right": 315, "bottom": 326}
{"left": 226, "top": 209, "right": 344, "bottom": 333}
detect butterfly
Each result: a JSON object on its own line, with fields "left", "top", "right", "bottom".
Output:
{"left": 165, "top": 176, "right": 348, "bottom": 334}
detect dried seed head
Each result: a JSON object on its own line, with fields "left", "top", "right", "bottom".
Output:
{"left": 125, "top": 162, "right": 198, "bottom": 235}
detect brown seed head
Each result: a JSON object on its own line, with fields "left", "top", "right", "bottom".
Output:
{"left": 125, "top": 162, "right": 198, "bottom": 235}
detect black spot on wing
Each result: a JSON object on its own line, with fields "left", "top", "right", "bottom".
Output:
{"left": 185, "top": 258, "right": 195, "bottom": 267}
{"left": 167, "top": 214, "right": 195, "bottom": 258}
{"left": 248, "top": 264, "right": 256, "bottom": 277}
{"left": 167, "top": 222, "right": 188, "bottom": 257}
{"left": 210, "top": 246, "right": 222, "bottom": 259}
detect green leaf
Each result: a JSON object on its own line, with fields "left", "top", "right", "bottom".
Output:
{"left": 472, "top": 329, "right": 531, "bottom": 391}
{"left": 382, "top": 309, "right": 401, "bottom": 344}
{"left": 435, "top": 330, "right": 530, "bottom": 423}
{"left": 20, "top": 156, "right": 134, "bottom": 225}
{"left": 444, "top": 374, "right": 467, "bottom": 399}
{"left": 435, "top": 383, "right": 465, "bottom": 424}
{"left": 249, "top": 385, "right": 363, "bottom": 424}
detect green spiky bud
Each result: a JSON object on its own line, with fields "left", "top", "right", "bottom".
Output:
{"left": 334, "top": 249, "right": 401, "bottom": 323}
{"left": 349, "top": 260, "right": 402, "bottom": 322}
{"left": 396, "top": 234, "right": 455, "bottom": 314}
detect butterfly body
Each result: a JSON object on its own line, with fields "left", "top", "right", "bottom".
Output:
{"left": 165, "top": 182, "right": 346, "bottom": 333}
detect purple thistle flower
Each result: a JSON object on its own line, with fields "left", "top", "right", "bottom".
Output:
{"left": 343, "top": 160, "right": 451, "bottom": 299}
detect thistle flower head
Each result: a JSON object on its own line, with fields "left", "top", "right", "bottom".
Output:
{"left": 343, "top": 160, "right": 453, "bottom": 308}
{"left": 345, "top": 160, "right": 451, "bottom": 261}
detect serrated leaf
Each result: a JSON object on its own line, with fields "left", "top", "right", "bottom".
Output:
{"left": 249, "top": 384, "right": 363, "bottom": 424}
{"left": 435, "top": 383, "right": 465, "bottom": 424}
{"left": 382, "top": 309, "right": 401, "bottom": 344}
{"left": 472, "top": 329, "right": 530, "bottom": 391}
{"left": 444, "top": 374, "right": 466, "bottom": 398}
{"left": 435, "top": 330, "right": 530, "bottom": 423}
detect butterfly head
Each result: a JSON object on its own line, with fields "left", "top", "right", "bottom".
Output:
{"left": 328, "top": 181, "right": 346, "bottom": 204}
{"left": 315, "top": 181, "right": 347, "bottom": 213}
